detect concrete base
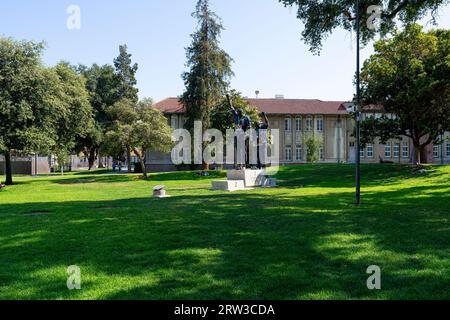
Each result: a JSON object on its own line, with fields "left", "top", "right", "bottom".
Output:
{"left": 212, "top": 180, "right": 246, "bottom": 192}
{"left": 227, "top": 169, "right": 264, "bottom": 187}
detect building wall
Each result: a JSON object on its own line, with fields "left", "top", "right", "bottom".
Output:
{"left": 145, "top": 113, "right": 450, "bottom": 172}
{"left": 0, "top": 155, "right": 50, "bottom": 175}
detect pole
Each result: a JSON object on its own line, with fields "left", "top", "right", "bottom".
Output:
{"left": 355, "top": 0, "right": 362, "bottom": 205}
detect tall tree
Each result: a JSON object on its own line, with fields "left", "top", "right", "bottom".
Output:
{"left": 51, "top": 62, "right": 93, "bottom": 175}
{"left": 279, "top": 0, "right": 448, "bottom": 54}
{"left": 180, "top": 0, "right": 234, "bottom": 169}
{"left": 77, "top": 64, "right": 118, "bottom": 169}
{"left": 359, "top": 24, "right": 450, "bottom": 163}
{"left": 113, "top": 45, "right": 139, "bottom": 172}
{"left": 0, "top": 38, "right": 60, "bottom": 185}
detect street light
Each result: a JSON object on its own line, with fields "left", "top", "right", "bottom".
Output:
{"left": 355, "top": 0, "right": 362, "bottom": 205}
{"left": 346, "top": 0, "right": 362, "bottom": 205}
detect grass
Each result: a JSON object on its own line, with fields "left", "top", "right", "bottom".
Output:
{"left": 0, "top": 164, "right": 449, "bottom": 300}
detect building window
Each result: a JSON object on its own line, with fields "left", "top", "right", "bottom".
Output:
{"left": 316, "top": 117, "right": 324, "bottom": 132}
{"left": 285, "top": 118, "right": 292, "bottom": 132}
{"left": 434, "top": 145, "right": 440, "bottom": 158}
{"left": 296, "top": 145, "right": 302, "bottom": 161}
{"left": 385, "top": 144, "right": 391, "bottom": 158}
{"left": 319, "top": 147, "right": 324, "bottom": 160}
{"left": 295, "top": 117, "right": 302, "bottom": 132}
{"left": 447, "top": 143, "right": 450, "bottom": 157}
{"left": 394, "top": 144, "right": 400, "bottom": 158}
{"left": 285, "top": 146, "right": 292, "bottom": 161}
{"left": 360, "top": 147, "right": 365, "bottom": 158}
{"left": 306, "top": 116, "right": 313, "bottom": 131}
{"left": 402, "top": 142, "right": 409, "bottom": 158}
{"left": 367, "top": 144, "right": 374, "bottom": 158}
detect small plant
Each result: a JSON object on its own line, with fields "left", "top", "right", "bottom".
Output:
{"left": 304, "top": 134, "right": 322, "bottom": 163}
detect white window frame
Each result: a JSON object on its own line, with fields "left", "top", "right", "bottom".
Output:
{"left": 306, "top": 116, "right": 313, "bottom": 132}
{"left": 367, "top": 144, "right": 374, "bottom": 158}
{"left": 447, "top": 143, "right": 450, "bottom": 157}
{"left": 285, "top": 118, "right": 292, "bottom": 132}
{"left": 285, "top": 146, "right": 292, "bottom": 161}
{"left": 296, "top": 145, "right": 302, "bottom": 161}
{"left": 434, "top": 145, "right": 440, "bottom": 159}
{"left": 295, "top": 117, "right": 302, "bottom": 132}
{"left": 319, "top": 146, "right": 324, "bottom": 160}
{"left": 316, "top": 116, "right": 324, "bottom": 132}
{"left": 385, "top": 144, "right": 391, "bottom": 158}
{"left": 393, "top": 144, "right": 400, "bottom": 158}
{"left": 402, "top": 142, "right": 409, "bottom": 158}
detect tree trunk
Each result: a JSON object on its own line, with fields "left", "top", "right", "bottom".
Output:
{"left": 98, "top": 150, "right": 105, "bottom": 169}
{"left": 202, "top": 161, "right": 209, "bottom": 171}
{"left": 127, "top": 147, "right": 132, "bottom": 173}
{"left": 133, "top": 147, "right": 147, "bottom": 178}
{"left": 61, "top": 163, "right": 64, "bottom": 176}
{"left": 4, "top": 151, "right": 13, "bottom": 185}
{"left": 413, "top": 144, "right": 429, "bottom": 164}
{"left": 140, "top": 158, "right": 147, "bottom": 178}
{"left": 420, "top": 147, "right": 428, "bottom": 164}
{"left": 88, "top": 149, "right": 96, "bottom": 170}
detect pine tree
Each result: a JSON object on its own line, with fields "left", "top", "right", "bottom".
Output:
{"left": 113, "top": 45, "right": 139, "bottom": 172}
{"left": 180, "top": 0, "right": 234, "bottom": 142}
{"left": 114, "top": 44, "right": 139, "bottom": 103}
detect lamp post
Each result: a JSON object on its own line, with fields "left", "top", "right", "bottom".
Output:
{"left": 355, "top": 0, "right": 362, "bottom": 205}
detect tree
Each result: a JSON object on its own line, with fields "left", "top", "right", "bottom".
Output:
{"left": 103, "top": 97, "right": 139, "bottom": 168}
{"left": 211, "top": 90, "right": 261, "bottom": 133}
{"left": 77, "top": 64, "right": 118, "bottom": 170}
{"left": 278, "top": 0, "right": 448, "bottom": 54}
{"left": 113, "top": 45, "right": 139, "bottom": 172}
{"left": 359, "top": 24, "right": 450, "bottom": 163}
{"left": 0, "top": 38, "right": 60, "bottom": 185}
{"left": 51, "top": 62, "right": 93, "bottom": 175}
{"left": 104, "top": 102, "right": 173, "bottom": 178}
{"left": 180, "top": 0, "right": 234, "bottom": 169}
{"left": 130, "top": 107, "right": 173, "bottom": 178}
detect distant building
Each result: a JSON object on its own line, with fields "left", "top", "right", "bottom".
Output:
{"left": 0, "top": 155, "right": 50, "bottom": 176}
{"left": 147, "top": 97, "right": 450, "bottom": 172}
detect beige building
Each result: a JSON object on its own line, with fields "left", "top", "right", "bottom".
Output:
{"left": 148, "top": 97, "right": 450, "bottom": 172}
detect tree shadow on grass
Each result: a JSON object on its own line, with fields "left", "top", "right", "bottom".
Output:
{"left": 276, "top": 164, "right": 443, "bottom": 189}
{"left": 0, "top": 183, "right": 449, "bottom": 300}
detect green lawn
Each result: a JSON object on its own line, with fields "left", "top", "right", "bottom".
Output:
{"left": 0, "top": 164, "right": 449, "bottom": 300}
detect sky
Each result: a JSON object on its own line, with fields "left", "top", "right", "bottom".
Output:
{"left": 1, "top": 0, "right": 449, "bottom": 102}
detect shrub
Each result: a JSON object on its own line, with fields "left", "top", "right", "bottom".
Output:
{"left": 304, "top": 135, "right": 322, "bottom": 163}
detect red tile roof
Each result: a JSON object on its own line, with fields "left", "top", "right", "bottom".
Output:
{"left": 154, "top": 97, "right": 349, "bottom": 115}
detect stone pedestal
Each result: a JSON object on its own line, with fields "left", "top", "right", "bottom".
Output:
{"left": 227, "top": 169, "right": 264, "bottom": 187}
{"left": 211, "top": 169, "right": 273, "bottom": 192}
{"left": 153, "top": 185, "right": 168, "bottom": 198}
{"left": 212, "top": 180, "right": 246, "bottom": 192}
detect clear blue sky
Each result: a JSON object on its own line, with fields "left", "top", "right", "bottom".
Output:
{"left": 1, "top": 0, "right": 449, "bottom": 102}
